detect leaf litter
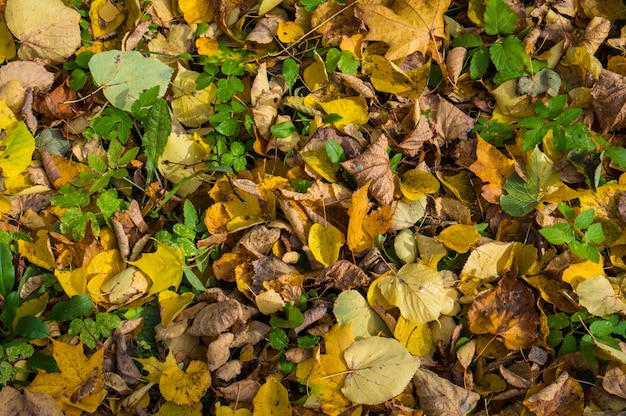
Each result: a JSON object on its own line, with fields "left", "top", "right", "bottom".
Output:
{"left": 2, "top": 0, "right": 626, "bottom": 414}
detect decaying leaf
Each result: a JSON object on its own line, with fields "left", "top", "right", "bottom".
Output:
{"left": 523, "top": 372, "right": 584, "bottom": 416}
{"left": 468, "top": 273, "right": 539, "bottom": 350}
{"left": 413, "top": 368, "right": 480, "bottom": 416}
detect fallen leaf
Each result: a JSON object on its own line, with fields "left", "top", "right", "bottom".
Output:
{"left": 5, "top": 0, "right": 81, "bottom": 62}
{"left": 158, "top": 290, "right": 195, "bottom": 327}
{"left": 413, "top": 368, "right": 480, "bottom": 416}
{"left": 171, "top": 65, "right": 217, "bottom": 127}
{"left": 468, "top": 136, "right": 515, "bottom": 203}
{"left": 334, "top": 290, "right": 390, "bottom": 339}
{"left": 160, "top": 360, "right": 211, "bottom": 406}
{"left": 127, "top": 242, "right": 185, "bottom": 296}
{"left": 373, "top": 263, "right": 446, "bottom": 323}
{"left": 576, "top": 275, "right": 626, "bottom": 316}
{"left": 467, "top": 273, "right": 540, "bottom": 349}
{"left": 252, "top": 376, "right": 293, "bottom": 415}
{"left": 0, "top": 386, "right": 63, "bottom": 416}
{"left": 523, "top": 372, "right": 584, "bottom": 416}
{"left": 358, "top": 0, "right": 451, "bottom": 61}
{"left": 308, "top": 223, "right": 345, "bottom": 267}
{"left": 342, "top": 134, "right": 394, "bottom": 206}
{"left": 436, "top": 224, "right": 480, "bottom": 254}
{"left": 347, "top": 183, "right": 393, "bottom": 252}
{"left": 342, "top": 336, "right": 420, "bottom": 405}
{"left": 27, "top": 340, "right": 106, "bottom": 416}
{"left": 399, "top": 169, "right": 440, "bottom": 201}
{"left": 394, "top": 316, "right": 433, "bottom": 357}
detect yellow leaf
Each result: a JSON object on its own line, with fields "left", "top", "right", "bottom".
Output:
{"left": 89, "top": 0, "right": 126, "bottom": 39}
{"left": 399, "top": 169, "right": 440, "bottom": 200}
{"left": 308, "top": 223, "right": 345, "bottom": 267}
{"left": 415, "top": 233, "right": 448, "bottom": 269}
{"left": 301, "top": 148, "right": 339, "bottom": 182}
{"left": 17, "top": 229, "right": 55, "bottom": 270}
{"left": 156, "top": 401, "right": 203, "bottom": 416}
{"left": 160, "top": 360, "right": 211, "bottom": 406}
{"left": 562, "top": 260, "right": 605, "bottom": 289}
{"left": 358, "top": 0, "right": 451, "bottom": 61}
{"left": 28, "top": 340, "right": 106, "bottom": 415}
{"left": 158, "top": 132, "right": 211, "bottom": 197}
{"left": 170, "top": 65, "right": 217, "bottom": 127}
{"left": 128, "top": 242, "right": 185, "bottom": 296}
{"left": 342, "top": 337, "right": 420, "bottom": 405}
{"left": 436, "top": 224, "right": 479, "bottom": 254}
{"left": 135, "top": 351, "right": 178, "bottom": 384}
{"left": 0, "top": 121, "right": 35, "bottom": 179}
{"left": 159, "top": 290, "right": 195, "bottom": 327}
{"left": 461, "top": 241, "right": 523, "bottom": 283}
{"left": 394, "top": 316, "right": 432, "bottom": 357}
{"left": 376, "top": 263, "right": 446, "bottom": 323}
{"left": 364, "top": 54, "right": 429, "bottom": 98}
{"left": 56, "top": 249, "right": 124, "bottom": 300}
{"left": 334, "top": 290, "right": 390, "bottom": 339}
{"left": 468, "top": 136, "right": 515, "bottom": 204}
{"left": 347, "top": 184, "right": 393, "bottom": 252}
{"left": 0, "top": 20, "right": 16, "bottom": 61}
{"left": 302, "top": 52, "right": 329, "bottom": 90}
{"left": 576, "top": 275, "right": 626, "bottom": 316}
{"left": 319, "top": 97, "right": 369, "bottom": 130}
{"left": 216, "top": 404, "right": 253, "bottom": 416}
{"left": 13, "top": 292, "right": 48, "bottom": 331}
{"left": 196, "top": 37, "right": 219, "bottom": 56}
{"left": 178, "top": 0, "right": 213, "bottom": 23}
{"left": 100, "top": 266, "right": 150, "bottom": 306}
{"left": 277, "top": 21, "right": 304, "bottom": 43}
{"left": 252, "top": 377, "right": 293, "bottom": 415}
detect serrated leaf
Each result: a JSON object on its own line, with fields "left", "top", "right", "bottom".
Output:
{"left": 589, "top": 320, "right": 614, "bottom": 338}
{"left": 142, "top": 98, "right": 171, "bottom": 184}
{"left": 342, "top": 337, "right": 420, "bottom": 405}
{"left": 14, "top": 316, "right": 49, "bottom": 339}
{"left": 470, "top": 46, "right": 490, "bottom": 79}
{"left": 605, "top": 146, "right": 626, "bottom": 169}
{"left": 452, "top": 33, "right": 483, "bottom": 48}
{"left": 489, "top": 36, "right": 526, "bottom": 77}
{"left": 539, "top": 223, "right": 575, "bottom": 245}
{"left": 574, "top": 209, "right": 595, "bottom": 229}
{"left": 484, "top": 0, "right": 517, "bottom": 35}
{"left": 584, "top": 223, "right": 605, "bottom": 244}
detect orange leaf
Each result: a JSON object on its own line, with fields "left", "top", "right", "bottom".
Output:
{"left": 468, "top": 136, "right": 515, "bottom": 203}
{"left": 347, "top": 184, "right": 393, "bottom": 252}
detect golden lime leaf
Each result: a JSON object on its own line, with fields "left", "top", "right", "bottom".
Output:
{"left": 128, "top": 242, "right": 185, "bottom": 296}
{"left": 342, "top": 337, "right": 420, "bottom": 405}
{"left": 399, "top": 169, "right": 440, "bottom": 200}
{"left": 0, "top": 20, "right": 16, "bottom": 61}
{"left": 394, "top": 316, "right": 432, "bottom": 357}
{"left": 0, "top": 121, "right": 35, "bottom": 178}
{"left": 252, "top": 377, "right": 293, "bottom": 416}
{"left": 334, "top": 290, "right": 390, "bottom": 339}
{"left": 160, "top": 361, "right": 211, "bottom": 406}
{"left": 394, "top": 229, "right": 418, "bottom": 264}
{"left": 436, "top": 224, "right": 479, "bottom": 254}
{"left": 171, "top": 65, "right": 217, "bottom": 128}
{"left": 178, "top": 0, "right": 213, "bottom": 23}
{"left": 319, "top": 97, "right": 369, "bottom": 130}
{"left": 415, "top": 233, "right": 448, "bottom": 269}
{"left": 17, "top": 229, "right": 55, "bottom": 270}
{"left": 460, "top": 241, "right": 522, "bottom": 283}
{"left": 89, "top": 0, "right": 125, "bottom": 39}
{"left": 576, "top": 275, "right": 626, "bottom": 316}
{"left": 308, "top": 223, "right": 345, "bottom": 267}
{"left": 0, "top": 99, "right": 18, "bottom": 130}
{"left": 156, "top": 401, "right": 203, "bottom": 416}
{"left": 277, "top": 21, "right": 305, "bottom": 43}
{"left": 301, "top": 148, "right": 339, "bottom": 182}
{"left": 159, "top": 290, "right": 195, "bottom": 327}
{"left": 376, "top": 263, "right": 446, "bottom": 323}
{"left": 100, "top": 267, "right": 150, "bottom": 306}
{"left": 562, "top": 260, "right": 605, "bottom": 289}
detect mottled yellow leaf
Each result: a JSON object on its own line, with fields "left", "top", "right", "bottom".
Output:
{"left": 394, "top": 316, "right": 432, "bottom": 357}
{"left": 576, "top": 275, "right": 626, "bottom": 316}
{"left": 301, "top": 148, "right": 339, "bottom": 182}
{"left": 17, "top": 229, "right": 55, "bottom": 270}
{"left": 252, "top": 377, "right": 293, "bottom": 415}
{"left": 562, "top": 260, "right": 605, "bottom": 289}
{"left": 399, "top": 169, "right": 440, "bottom": 200}
{"left": 160, "top": 361, "right": 211, "bottom": 406}
{"left": 156, "top": 401, "right": 203, "bottom": 416}
{"left": 171, "top": 65, "right": 217, "bottom": 127}
{"left": 178, "top": 0, "right": 213, "bottom": 23}
{"left": 159, "top": 290, "right": 195, "bottom": 327}
{"left": 436, "top": 224, "right": 479, "bottom": 254}
{"left": 319, "top": 97, "right": 369, "bottom": 130}
{"left": 0, "top": 121, "right": 35, "bottom": 179}
{"left": 89, "top": 0, "right": 126, "bottom": 39}
{"left": 308, "top": 223, "right": 345, "bottom": 267}
{"left": 277, "top": 21, "right": 304, "bottom": 43}
{"left": 128, "top": 242, "right": 185, "bottom": 296}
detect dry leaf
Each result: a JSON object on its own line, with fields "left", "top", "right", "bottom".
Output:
{"left": 413, "top": 368, "right": 480, "bottom": 416}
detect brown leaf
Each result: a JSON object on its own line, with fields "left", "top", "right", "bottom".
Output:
{"left": 428, "top": 95, "right": 474, "bottom": 142}
{"left": 603, "top": 361, "right": 626, "bottom": 399}
{"left": 413, "top": 368, "right": 480, "bottom": 416}
{"left": 467, "top": 273, "right": 539, "bottom": 350}
{"left": 315, "top": 260, "right": 371, "bottom": 290}
{"left": 342, "top": 134, "right": 394, "bottom": 206}
{"left": 591, "top": 69, "right": 626, "bottom": 132}
{"left": 0, "top": 386, "right": 64, "bottom": 416}
{"left": 218, "top": 379, "right": 260, "bottom": 403}
{"left": 188, "top": 296, "right": 245, "bottom": 337}
{"left": 523, "top": 372, "right": 584, "bottom": 416}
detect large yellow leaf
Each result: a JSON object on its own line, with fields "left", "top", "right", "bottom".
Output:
{"left": 342, "top": 337, "right": 420, "bottom": 405}
{"left": 128, "top": 242, "right": 185, "bottom": 296}
{"left": 27, "top": 340, "right": 106, "bottom": 416}
{"left": 160, "top": 360, "right": 211, "bottom": 406}
{"left": 358, "top": 0, "right": 451, "bottom": 61}
{"left": 5, "top": 0, "right": 81, "bottom": 62}
{"left": 171, "top": 65, "right": 217, "bottom": 127}
{"left": 252, "top": 376, "right": 293, "bottom": 415}
{"left": 17, "top": 229, "right": 55, "bottom": 270}
{"left": 308, "top": 223, "right": 345, "bottom": 267}
{"left": 375, "top": 263, "right": 446, "bottom": 323}
{"left": 0, "top": 120, "right": 35, "bottom": 179}
{"left": 394, "top": 316, "right": 432, "bottom": 357}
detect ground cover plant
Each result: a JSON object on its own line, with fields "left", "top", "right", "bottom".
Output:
{"left": 2, "top": 0, "right": 626, "bottom": 414}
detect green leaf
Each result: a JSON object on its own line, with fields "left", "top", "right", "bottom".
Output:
{"left": 519, "top": 116, "right": 543, "bottom": 130}
{"left": 0, "top": 243, "right": 15, "bottom": 298}
{"left": 547, "top": 312, "right": 570, "bottom": 329}
{"left": 583, "top": 223, "right": 605, "bottom": 244}
{"left": 97, "top": 189, "right": 125, "bottom": 220}
{"left": 337, "top": 51, "right": 359, "bottom": 76}
{"left": 546, "top": 94, "right": 567, "bottom": 118}
{"left": 557, "top": 108, "right": 582, "bottom": 126}
{"left": 88, "top": 154, "right": 107, "bottom": 173}
{"left": 301, "top": 0, "right": 324, "bottom": 12}
{"left": 60, "top": 207, "right": 99, "bottom": 241}
{"left": 183, "top": 199, "right": 199, "bottom": 229}
{"left": 470, "top": 46, "right": 490, "bottom": 80}
{"left": 484, "top": 0, "right": 517, "bottom": 35}
{"left": 546, "top": 329, "right": 563, "bottom": 348}
{"left": 570, "top": 240, "right": 600, "bottom": 263}
{"left": 325, "top": 48, "right": 341, "bottom": 73}
{"left": 452, "top": 33, "right": 483, "bottom": 48}
{"left": 590, "top": 320, "right": 614, "bottom": 338}
{"left": 283, "top": 58, "right": 299, "bottom": 92}
{"left": 89, "top": 50, "right": 173, "bottom": 111}
{"left": 539, "top": 223, "right": 574, "bottom": 245}
{"left": 325, "top": 139, "right": 345, "bottom": 163}
{"left": 489, "top": 36, "right": 526, "bottom": 77}
{"left": 216, "top": 77, "right": 244, "bottom": 102}
{"left": 75, "top": 51, "right": 93, "bottom": 68}
{"left": 559, "top": 332, "right": 577, "bottom": 356}
{"left": 322, "top": 113, "right": 343, "bottom": 124}
{"left": 0, "top": 292, "right": 18, "bottom": 329}
{"left": 91, "top": 108, "right": 132, "bottom": 144}
{"left": 46, "top": 294, "right": 93, "bottom": 321}
{"left": 69, "top": 68, "right": 87, "bottom": 91}
{"left": 269, "top": 327, "right": 289, "bottom": 350}
{"left": 605, "top": 146, "right": 626, "bottom": 169}
{"left": 500, "top": 174, "right": 536, "bottom": 217}
{"left": 14, "top": 316, "right": 50, "bottom": 339}
{"left": 270, "top": 122, "right": 297, "bottom": 138}
{"left": 558, "top": 202, "right": 575, "bottom": 221}
{"left": 270, "top": 302, "right": 304, "bottom": 328}
{"left": 221, "top": 60, "right": 245, "bottom": 76}
{"left": 50, "top": 186, "right": 90, "bottom": 208}
{"left": 297, "top": 335, "right": 320, "bottom": 349}
{"left": 142, "top": 98, "right": 171, "bottom": 184}
{"left": 574, "top": 209, "right": 595, "bottom": 230}
{"left": 131, "top": 85, "right": 160, "bottom": 122}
